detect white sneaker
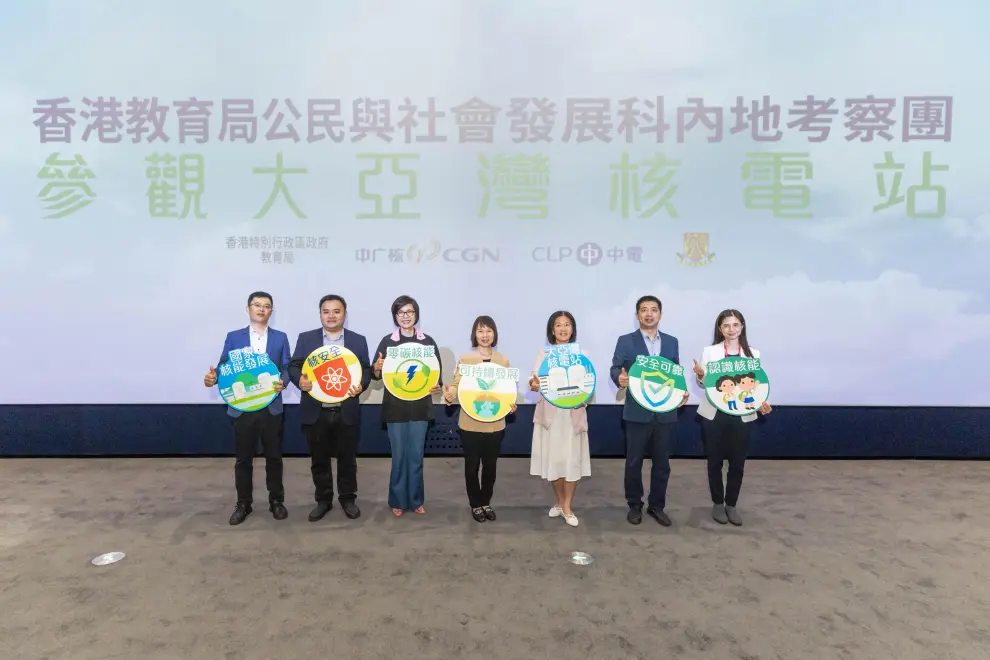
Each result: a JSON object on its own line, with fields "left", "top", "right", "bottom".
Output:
{"left": 563, "top": 513, "right": 579, "bottom": 527}
{"left": 549, "top": 505, "right": 562, "bottom": 518}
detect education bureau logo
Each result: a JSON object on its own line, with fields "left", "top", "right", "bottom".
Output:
{"left": 627, "top": 355, "right": 688, "bottom": 414}
{"left": 532, "top": 242, "right": 644, "bottom": 267}
{"left": 355, "top": 241, "right": 499, "bottom": 264}
{"left": 300, "top": 345, "right": 363, "bottom": 404}
{"left": 382, "top": 343, "right": 441, "bottom": 401}
{"left": 216, "top": 348, "right": 280, "bottom": 413}
{"left": 457, "top": 364, "right": 520, "bottom": 422}
{"left": 702, "top": 357, "right": 770, "bottom": 417}
{"left": 537, "top": 343, "right": 596, "bottom": 409}
{"left": 677, "top": 232, "right": 715, "bottom": 267}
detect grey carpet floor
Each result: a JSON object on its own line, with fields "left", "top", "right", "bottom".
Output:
{"left": 1, "top": 457, "right": 988, "bottom": 660}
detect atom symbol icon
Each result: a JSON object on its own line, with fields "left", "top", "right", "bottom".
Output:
{"left": 321, "top": 367, "right": 348, "bottom": 390}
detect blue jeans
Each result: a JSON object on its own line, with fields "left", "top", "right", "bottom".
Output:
{"left": 387, "top": 421, "right": 429, "bottom": 510}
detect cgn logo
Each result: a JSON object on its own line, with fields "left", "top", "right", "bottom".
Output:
{"left": 356, "top": 241, "right": 499, "bottom": 264}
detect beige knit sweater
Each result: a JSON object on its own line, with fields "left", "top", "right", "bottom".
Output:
{"left": 446, "top": 349, "right": 513, "bottom": 432}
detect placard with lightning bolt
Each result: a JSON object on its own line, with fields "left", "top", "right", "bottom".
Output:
{"left": 382, "top": 343, "right": 441, "bottom": 401}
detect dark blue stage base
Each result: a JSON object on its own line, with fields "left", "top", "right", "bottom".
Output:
{"left": 1, "top": 404, "right": 988, "bottom": 458}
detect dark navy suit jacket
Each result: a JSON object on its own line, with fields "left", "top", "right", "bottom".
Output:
{"left": 217, "top": 327, "right": 291, "bottom": 418}
{"left": 289, "top": 328, "right": 372, "bottom": 427}
{"left": 610, "top": 330, "right": 680, "bottom": 424}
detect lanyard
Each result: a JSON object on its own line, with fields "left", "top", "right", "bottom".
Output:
{"left": 723, "top": 342, "right": 741, "bottom": 358}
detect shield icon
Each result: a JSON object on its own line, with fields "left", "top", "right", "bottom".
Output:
{"left": 639, "top": 371, "right": 674, "bottom": 408}
{"left": 312, "top": 357, "right": 351, "bottom": 398}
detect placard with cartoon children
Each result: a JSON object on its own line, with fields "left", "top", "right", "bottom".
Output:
{"left": 702, "top": 356, "right": 770, "bottom": 417}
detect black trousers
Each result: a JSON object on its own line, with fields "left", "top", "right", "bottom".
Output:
{"left": 305, "top": 407, "right": 359, "bottom": 504}
{"left": 460, "top": 429, "right": 503, "bottom": 508}
{"left": 702, "top": 412, "right": 750, "bottom": 507}
{"left": 232, "top": 411, "right": 284, "bottom": 505}
{"left": 624, "top": 421, "right": 672, "bottom": 511}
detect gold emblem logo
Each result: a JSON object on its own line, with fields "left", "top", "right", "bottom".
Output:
{"left": 677, "top": 232, "right": 715, "bottom": 267}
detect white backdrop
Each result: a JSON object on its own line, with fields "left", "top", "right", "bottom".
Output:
{"left": 1, "top": 0, "right": 988, "bottom": 406}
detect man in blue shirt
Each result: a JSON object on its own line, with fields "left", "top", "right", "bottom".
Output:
{"left": 610, "top": 295, "right": 688, "bottom": 526}
{"left": 203, "top": 291, "right": 292, "bottom": 526}
{"left": 289, "top": 295, "right": 372, "bottom": 522}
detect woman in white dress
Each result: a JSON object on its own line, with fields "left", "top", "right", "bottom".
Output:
{"left": 528, "top": 311, "right": 591, "bottom": 527}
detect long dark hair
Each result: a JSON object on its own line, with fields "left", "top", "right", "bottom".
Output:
{"left": 712, "top": 309, "right": 753, "bottom": 358}
{"left": 545, "top": 310, "right": 576, "bottom": 345}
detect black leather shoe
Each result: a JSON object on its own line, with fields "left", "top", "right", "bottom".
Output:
{"left": 471, "top": 507, "right": 487, "bottom": 522}
{"left": 270, "top": 502, "right": 288, "bottom": 520}
{"left": 341, "top": 500, "right": 361, "bottom": 519}
{"left": 647, "top": 507, "right": 672, "bottom": 526}
{"left": 308, "top": 502, "right": 332, "bottom": 522}
{"left": 229, "top": 503, "right": 252, "bottom": 526}
{"left": 627, "top": 507, "right": 643, "bottom": 525}
{"left": 482, "top": 506, "right": 496, "bottom": 521}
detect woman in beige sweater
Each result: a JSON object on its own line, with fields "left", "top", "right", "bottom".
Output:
{"left": 444, "top": 316, "right": 517, "bottom": 522}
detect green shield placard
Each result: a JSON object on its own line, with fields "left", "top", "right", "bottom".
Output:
{"left": 627, "top": 355, "right": 687, "bottom": 413}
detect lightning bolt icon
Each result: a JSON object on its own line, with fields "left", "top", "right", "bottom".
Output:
{"left": 405, "top": 364, "right": 419, "bottom": 384}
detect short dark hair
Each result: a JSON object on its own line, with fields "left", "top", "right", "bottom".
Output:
{"left": 470, "top": 315, "right": 498, "bottom": 348}
{"left": 545, "top": 310, "right": 576, "bottom": 345}
{"left": 319, "top": 294, "right": 347, "bottom": 311}
{"left": 635, "top": 295, "right": 662, "bottom": 313}
{"left": 247, "top": 291, "right": 273, "bottom": 307}
{"left": 390, "top": 295, "right": 419, "bottom": 326}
